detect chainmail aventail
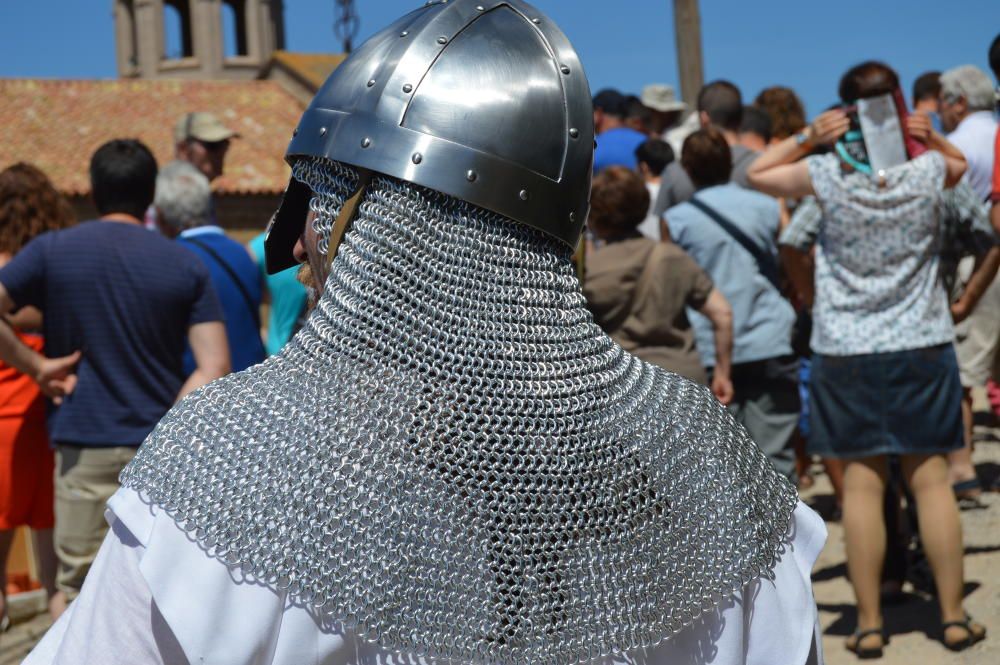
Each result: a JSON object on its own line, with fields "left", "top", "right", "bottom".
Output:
{"left": 121, "top": 158, "right": 799, "bottom": 664}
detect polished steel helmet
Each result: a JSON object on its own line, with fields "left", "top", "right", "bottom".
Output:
{"left": 265, "top": 0, "right": 595, "bottom": 273}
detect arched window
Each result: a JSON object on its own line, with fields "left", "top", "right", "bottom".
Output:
{"left": 163, "top": 0, "right": 194, "bottom": 59}
{"left": 222, "top": 0, "right": 249, "bottom": 57}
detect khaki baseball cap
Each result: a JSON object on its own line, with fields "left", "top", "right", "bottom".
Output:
{"left": 174, "top": 112, "right": 239, "bottom": 143}
{"left": 641, "top": 84, "right": 687, "bottom": 113}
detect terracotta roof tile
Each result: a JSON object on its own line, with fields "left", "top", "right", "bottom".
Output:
{"left": 269, "top": 51, "right": 347, "bottom": 90}
{"left": 0, "top": 79, "right": 305, "bottom": 196}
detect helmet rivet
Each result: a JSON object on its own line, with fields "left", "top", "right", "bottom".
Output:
{"left": 361, "top": 137, "right": 371, "bottom": 148}
{"left": 412, "top": 152, "right": 423, "bottom": 164}
{"left": 402, "top": 83, "right": 413, "bottom": 93}
{"left": 560, "top": 65, "right": 571, "bottom": 75}
{"left": 319, "top": 127, "right": 327, "bottom": 136}
{"left": 519, "top": 189, "right": 529, "bottom": 201}
{"left": 400, "top": 31, "right": 409, "bottom": 37}
{"left": 466, "top": 170, "right": 477, "bottom": 182}
{"left": 569, "top": 128, "right": 579, "bottom": 139}
{"left": 532, "top": 18, "right": 541, "bottom": 24}
{"left": 437, "top": 36, "right": 448, "bottom": 45}
{"left": 367, "top": 79, "right": 376, "bottom": 87}
{"left": 475, "top": 5, "right": 485, "bottom": 10}
{"left": 569, "top": 212, "right": 577, "bottom": 222}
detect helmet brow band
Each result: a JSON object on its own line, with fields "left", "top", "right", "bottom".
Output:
{"left": 326, "top": 168, "right": 373, "bottom": 269}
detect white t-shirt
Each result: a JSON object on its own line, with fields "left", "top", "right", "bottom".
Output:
{"left": 947, "top": 110, "right": 997, "bottom": 201}
{"left": 637, "top": 181, "right": 662, "bottom": 239}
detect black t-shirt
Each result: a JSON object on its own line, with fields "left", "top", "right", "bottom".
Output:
{"left": 0, "top": 220, "right": 223, "bottom": 447}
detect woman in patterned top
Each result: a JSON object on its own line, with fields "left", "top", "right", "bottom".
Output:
{"left": 746, "top": 62, "right": 985, "bottom": 658}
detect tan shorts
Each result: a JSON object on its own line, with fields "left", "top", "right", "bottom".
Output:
{"left": 955, "top": 266, "right": 1000, "bottom": 388}
{"left": 54, "top": 445, "right": 137, "bottom": 597}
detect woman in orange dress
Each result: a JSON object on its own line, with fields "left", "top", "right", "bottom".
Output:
{"left": 0, "top": 163, "right": 75, "bottom": 629}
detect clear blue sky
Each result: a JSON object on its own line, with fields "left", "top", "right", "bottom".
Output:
{"left": 1, "top": 1, "right": 997, "bottom": 116}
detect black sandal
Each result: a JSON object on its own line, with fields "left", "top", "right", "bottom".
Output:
{"left": 942, "top": 615, "right": 986, "bottom": 652}
{"left": 952, "top": 479, "right": 985, "bottom": 510}
{"left": 846, "top": 627, "right": 886, "bottom": 659}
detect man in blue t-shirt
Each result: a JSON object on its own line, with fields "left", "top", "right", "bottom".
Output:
{"left": 0, "top": 140, "right": 229, "bottom": 616}
{"left": 154, "top": 160, "right": 265, "bottom": 372}
{"left": 592, "top": 89, "right": 649, "bottom": 173}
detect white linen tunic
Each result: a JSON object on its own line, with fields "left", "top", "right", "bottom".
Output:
{"left": 26, "top": 488, "right": 826, "bottom": 665}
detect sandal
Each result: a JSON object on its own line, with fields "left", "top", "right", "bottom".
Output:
{"left": 942, "top": 615, "right": 986, "bottom": 652}
{"left": 846, "top": 627, "right": 886, "bottom": 659}
{"left": 952, "top": 479, "right": 985, "bottom": 510}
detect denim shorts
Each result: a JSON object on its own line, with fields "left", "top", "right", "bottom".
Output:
{"left": 807, "top": 344, "right": 963, "bottom": 459}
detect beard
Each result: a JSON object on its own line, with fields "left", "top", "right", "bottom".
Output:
{"left": 296, "top": 263, "right": 320, "bottom": 311}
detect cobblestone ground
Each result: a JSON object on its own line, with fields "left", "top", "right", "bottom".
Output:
{"left": 3, "top": 436, "right": 998, "bottom": 664}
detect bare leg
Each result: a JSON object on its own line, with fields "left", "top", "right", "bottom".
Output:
{"left": 31, "top": 528, "right": 58, "bottom": 612}
{"left": 900, "top": 454, "right": 985, "bottom": 645}
{"left": 0, "top": 529, "right": 13, "bottom": 627}
{"left": 822, "top": 457, "right": 845, "bottom": 511}
{"left": 947, "top": 388, "right": 979, "bottom": 497}
{"left": 794, "top": 430, "right": 813, "bottom": 489}
{"left": 42, "top": 523, "right": 68, "bottom": 620}
{"left": 842, "top": 456, "right": 889, "bottom": 652}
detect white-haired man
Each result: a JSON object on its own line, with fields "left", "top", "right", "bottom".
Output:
{"left": 941, "top": 65, "right": 998, "bottom": 199}
{"left": 940, "top": 64, "right": 1000, "bottom": 504}
{"left": 155, "top": 161, "right": 265, "bottom": 374}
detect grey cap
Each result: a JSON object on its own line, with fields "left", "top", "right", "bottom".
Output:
{"left": 641, "top": 84, "right": 687, "bottom": 113}
{"left": 265, "top": 0, "right": 595, "bottom": 273}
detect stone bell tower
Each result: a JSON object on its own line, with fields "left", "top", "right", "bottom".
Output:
{"left": 114, "top": 0, "right": 285, "bottom": 80}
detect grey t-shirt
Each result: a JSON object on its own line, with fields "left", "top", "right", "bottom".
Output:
{"left": 653, "top": 144, "right": 758, "bottom": 216}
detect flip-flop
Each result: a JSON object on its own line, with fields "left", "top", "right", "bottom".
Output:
{"left": 942, "top": 615, "right": 986, "bottom": 652}
{"left": 846, "top": 627, "right": 886, "bottom": 659}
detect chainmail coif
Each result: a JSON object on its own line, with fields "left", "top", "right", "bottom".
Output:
{"left": 121, "top": 157, "right": 798, "bottom": 664}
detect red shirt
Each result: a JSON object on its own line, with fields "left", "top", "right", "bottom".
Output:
{"left": 0, "top": 333, "right": 44, "bottom": 418}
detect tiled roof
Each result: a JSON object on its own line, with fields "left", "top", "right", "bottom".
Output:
{"left": 268, "top": 51, "right": 346, "bottom": 91}
{"left": 0, "top": 79, "right": 305, "bottom": 196}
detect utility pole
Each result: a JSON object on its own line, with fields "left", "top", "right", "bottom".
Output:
{"left": 334, "top": 0, "right": 360, "bottom": 53}
{"left": 673, "top": 0, "right": 704, "bottom": 106}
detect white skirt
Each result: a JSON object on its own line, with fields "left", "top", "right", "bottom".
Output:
{"left": 26, "top": 488, "right": 827, "bottom": 665}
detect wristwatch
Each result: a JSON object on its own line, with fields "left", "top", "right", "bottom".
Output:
{"left": 795, "top": 131, "right": 813, "bottom": 150}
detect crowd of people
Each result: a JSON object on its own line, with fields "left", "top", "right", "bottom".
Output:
{"left": 583, "top": 35, "right": 1000, "bottom": 658}
{"left": 0, "top": 16, "right": 997, "bottom": 663}
{"left": 0, "top": 113, "right": 307, "bottom": 630}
